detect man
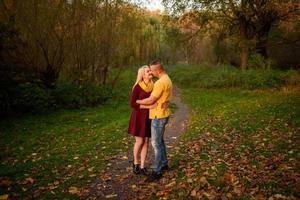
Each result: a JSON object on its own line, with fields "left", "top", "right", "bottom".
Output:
{"left": 136, "top": 59, "right": 172, "bottom": 181}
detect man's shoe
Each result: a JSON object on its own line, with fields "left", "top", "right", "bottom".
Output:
{"left": 146, "top": 172, "right": 162, "bottom": 182}
{"left": 161, "top": 165, "right": 169, "bottom": 171}
{"left": 140, "top": 167, "right": 150, "bottom": 176}
{"left": 133, "top": 164, "right": 140, "bottom": 174}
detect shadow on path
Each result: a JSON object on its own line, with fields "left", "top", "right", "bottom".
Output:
{"left": 82, "top": 86, "right": 189, "bottom": 200}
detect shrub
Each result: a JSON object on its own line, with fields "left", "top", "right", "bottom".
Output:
{"left": 51, "top": 81, "right": 113, "bottom": 109}
{"left": 169, "top": 64, "right": 300, "bottom": 89}
{"left": 81, "top": 82, "right": 113, "bottom": 106}
{"left": 51, "top": 81, "right": 83, "bottom": 109}
{"left": 248, "top": 53, "right": 272, "bottom": 70}
{"left": 0, "top": 79, "right": 115, "bottom": 116}
{"left": 11, "top": 83, "right": 50, "bottom": 112}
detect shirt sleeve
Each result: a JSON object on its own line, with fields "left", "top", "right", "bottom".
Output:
{"left": 130, "top": 85, "right": 140, "bottom": 109}
{"left": 151, "top": 80, "right": 164, "bottom": 98}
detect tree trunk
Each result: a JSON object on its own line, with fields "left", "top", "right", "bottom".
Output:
{"left": 240, "top": 41, "right": 248, "bottom": 71}
{"left": 239, "top": 22, "right": 249, "bottom": 70}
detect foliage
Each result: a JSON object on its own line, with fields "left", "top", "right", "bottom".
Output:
{"left": 248, "top": 53, "right": 272, "bottom": 70}
{"left": 51, "top": 81, "right": 112, "bottom": 109}
{"left": 0, "top": 100, "right": 132, "bottom": 199}
{"left": 143, "top": 88, "right": 299, "bottom": 199}
{"left": 169, "top": 64, "right": 300, "bottom": 89}
{"left": 0, "top": 68, "right": 135, "bottom": 199}
{"left": 0, "top": 0, "right": 162, "bottom": 87}
{"left": 0, "top": 80, "right": 114, "bottom": 116}
{"left": 162, "top": 0, "right": 300, "bottom": 69}
{"left": 11, "top": 82, "right": 50, "bottom": 112}
{"left": 134, "top": 65, "right": 299, "bottom": 199}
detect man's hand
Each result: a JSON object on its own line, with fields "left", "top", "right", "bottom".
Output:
{"left": 161, "top": 101, "right": 169, "bottom": 109}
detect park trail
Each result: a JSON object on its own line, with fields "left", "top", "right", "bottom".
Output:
{"left": 82, "top": 86, "right": 189, "bottom": 200}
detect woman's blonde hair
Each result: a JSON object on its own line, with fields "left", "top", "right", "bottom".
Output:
{"left": 133, "top": 65, "right": 149, "bottom": 89}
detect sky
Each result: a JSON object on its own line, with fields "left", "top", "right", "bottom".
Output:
{"left": 142, "top": 0, "right": 164, "bottom": 11}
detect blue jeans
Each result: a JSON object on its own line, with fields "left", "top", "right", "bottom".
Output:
{"left": 151, "top": 117, "right": 169, "bottom": 174}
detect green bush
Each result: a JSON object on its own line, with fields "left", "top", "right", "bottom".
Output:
{"left": 11, "top": 83, "right": 50, "bottom": 112}
{"left": 51, "top": 81, "right": 113, "bottom": 109}
{"left": 169, "top": 64, "right": 300, "bottom": 89}
{"left": 0, "top": 80, "right": 114, "bottom": 116}
{"left": 248, "top": 53, "right": 272, "bottom": 70}
{"left": 81, "top": 82, "right": 113, "bottom": 106}
{"left": 51, "top": 81, "right": 83, "bottom": 109}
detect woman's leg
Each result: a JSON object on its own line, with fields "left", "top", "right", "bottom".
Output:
{"left": 133, "top": 136, "right": 144, "bottom": 165}
{"left": 140, "top": 137, "right": 149, "bottom": 169}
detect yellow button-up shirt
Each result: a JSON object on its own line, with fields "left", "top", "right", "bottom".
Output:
{"left": 149, "top": 74, "right": 172, "bottom": 119}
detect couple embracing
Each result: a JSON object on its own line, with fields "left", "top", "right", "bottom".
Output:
{"left": 128, "top": 59, "right": 172, "bottom": 182}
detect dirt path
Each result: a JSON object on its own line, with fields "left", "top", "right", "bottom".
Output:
{"left": 82, "top": 86, "right": 189, "bottom": 200}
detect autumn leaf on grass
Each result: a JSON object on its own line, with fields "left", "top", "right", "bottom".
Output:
{"left": 165, "top": 180, "right": 176, "bottom": 188}
{"left": 0, "top": 195, "right": 8, "bottom": 200}
{"left": 198, "top": 176, "right": 208, "bottom": 187}
{"left": 223, "top": 172, "right": 237, "bottom": 185}
{"left": 105, "top": 194, "right": 117, "bottom": 198}
{"left": 0, "top": 177, "right": 13, "bottom": 186}
{"left": 69, "top": 186, "right": 81, "bottom": 196}
{"left": 24, "top": 177, "right": 35, "bottom": 184}
{"left": 121, "top": 156, "right": 128, "bottom": 160}
{"left": 190, "top": 189, "right": 202, "bottom": 198}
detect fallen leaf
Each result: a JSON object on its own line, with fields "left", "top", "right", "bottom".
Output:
{"left": 0, "top": 178, "right": 13, "bottom": 186}
{"left": 105, "top": 194, "right": 117, "bottom": 198}
{"left": 165, "top": 181, "right": 176, "bottom": 188}
{"left": 199, "top": 176, "right": 208, "bottom": 186}
{"left": 79, "top": 167, "right": 85, "bottom": 171}
{"left": 233, "top": 187, "right": 242, "bottom": 196}
{"left": 190, "top": 189, "right": 198, "bottom": 197}
{"left": 69, "top": 186, "right": 81, "bottom": 195}
{"left": 53, "top": 181, "right": 60, "bottom": 186}
{"left": 24, "top": 177, "right": 35, "bottom": 184}
{"left": 223, "top": 172, "right": 236, "bottom": 185}
{"left": 0, "top": 195, "right": 8, "bottom": 200}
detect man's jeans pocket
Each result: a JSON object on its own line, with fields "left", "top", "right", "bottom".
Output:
{"left": 152, "top": 117, "right": 169, "bottom": 128}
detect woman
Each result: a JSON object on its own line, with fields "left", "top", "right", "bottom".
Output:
{"left": 128, "top": 65, "right": 156, "bottom": 175}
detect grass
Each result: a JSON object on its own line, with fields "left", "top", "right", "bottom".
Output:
{"left": 169, "top": 64, "right": 300, "bottom": 89}
{"left": 164, "top": 67, "right": 300, "bottom": 199}
{"left": 0, "top": 69, "right": 136, "bottom": 199}
{"left": 1, "top": 64, "right": 300, "bottom": 199}
{"left": 0, "top": 102, "right": 132, "bottom": 199}
{"left": 140, "top": 65, "right": 300, "bottom": 199}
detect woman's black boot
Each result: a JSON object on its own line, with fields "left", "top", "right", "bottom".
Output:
{"left": 133, "top": 164, "right": 140, "bottom": 174}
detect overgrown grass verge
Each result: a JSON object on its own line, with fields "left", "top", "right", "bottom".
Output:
{"left": 170, "top": 64, "right": 300, "bottom": 90}
{"left": 0, "top": 69, "right": 136, "bottom": 199}
{"left": 136, "top": 65, "right": 300, "bottom": 199}
{"left": 141, "top": 88, "right": 299, "bottom": 199}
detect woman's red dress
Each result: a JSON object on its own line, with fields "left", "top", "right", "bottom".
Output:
{"left": 127, "top": 84, "right": 151, "bottom": 138}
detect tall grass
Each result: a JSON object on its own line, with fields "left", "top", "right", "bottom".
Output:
{"left": 168, "top": 64, "right": 300, "bottom": 89}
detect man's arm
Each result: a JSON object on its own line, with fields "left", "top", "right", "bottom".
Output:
{"left": 136, "top": 95, "right": 158, "bottom": 105}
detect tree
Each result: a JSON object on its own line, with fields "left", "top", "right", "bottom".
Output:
{"left": 163, "top": 0, "right": 300, "bottom": 70}
{"left": 1, "top": 0, "right": 72, "bottom": 87}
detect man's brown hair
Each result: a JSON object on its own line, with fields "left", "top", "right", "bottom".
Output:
{"left": 150, "top": 59, "right": 164, "bottom": 71}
